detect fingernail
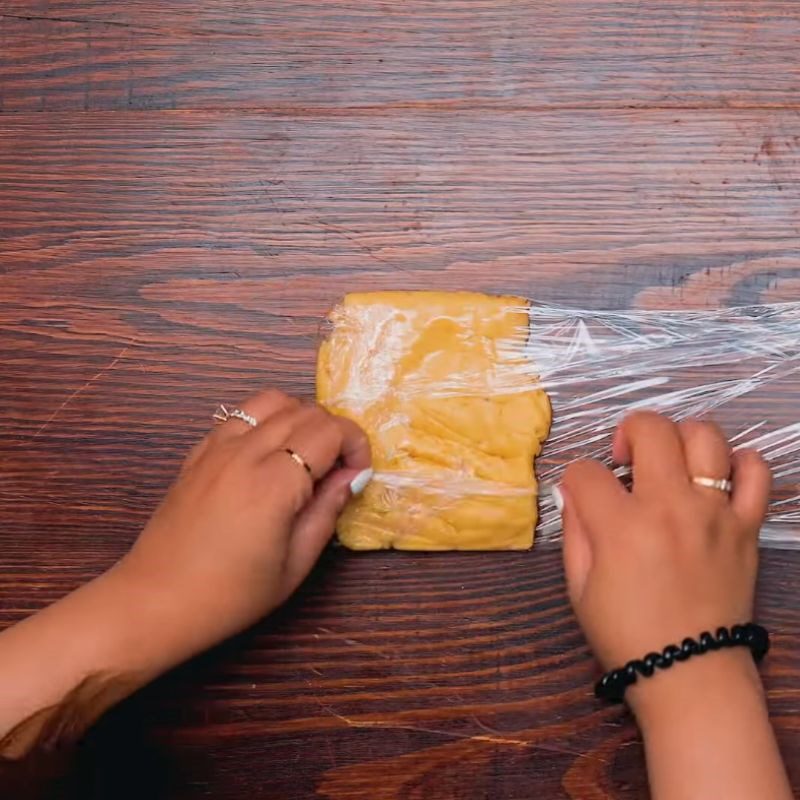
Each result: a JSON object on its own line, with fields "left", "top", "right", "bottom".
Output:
{"left": 551, "top": 485, "right": 565, "bottom": 514}
{"left": 349, "top": 468, "right": 374, "bottom": 496}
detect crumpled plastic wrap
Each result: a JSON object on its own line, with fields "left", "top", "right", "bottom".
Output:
{"left": 319, "top": 295, "right": 800, "bottom": 550}
{"left": 528, "top": 303, "right": 800, "bottom": 548}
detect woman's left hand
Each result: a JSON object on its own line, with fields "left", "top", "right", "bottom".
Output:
{"left": 117, "top": 389, "right": 372, "bottom": 665}
{"left": 0, "top": 389, "right": 372, "bottom": 757}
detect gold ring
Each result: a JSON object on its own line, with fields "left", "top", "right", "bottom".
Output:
{"left": 284, "top": 448, "right": 313, "bottom": 476}
{"left": 692, "top": 476, "right": 732, "bottom": 493}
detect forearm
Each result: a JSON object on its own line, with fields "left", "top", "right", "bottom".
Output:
{"left": 0, "top": 564, "right": 191, "bottom": 759}
{"left": 630, "top": 651, "right": 792, "bottom": 800}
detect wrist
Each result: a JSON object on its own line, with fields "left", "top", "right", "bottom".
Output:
{"left": 56, "top": 566, "right": 176, "bottom": 682}
{"left": 624, "top": 645, "right": 792, "bottom": 800}
{"left": 627, "top": 647, "right": 765, "bottom": 730}
{"left": 102, "top": 557, "right": 214, "bottom": 676}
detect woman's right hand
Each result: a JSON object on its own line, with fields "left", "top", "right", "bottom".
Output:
{"left": 559, "top": 410, "right": 770, "bottom": 677}
{"left": 558, "top": 411, "right": 793, "bottom": 800}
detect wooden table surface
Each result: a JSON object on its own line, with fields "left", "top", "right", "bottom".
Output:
{"left": 2, "top": 2, "right": 800, "bottom": 798}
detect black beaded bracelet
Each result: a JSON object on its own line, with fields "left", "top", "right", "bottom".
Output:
{"left": 595, "top": 623, "right": 770, "bottom": 703}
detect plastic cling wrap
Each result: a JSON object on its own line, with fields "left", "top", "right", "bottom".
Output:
{"left": 318, "top": 294, "right": 800, "bottom": 551}
{"left": 529, "top": 303, "right": 800, "bottom": 549}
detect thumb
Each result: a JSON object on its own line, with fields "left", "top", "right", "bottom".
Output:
{"left": 282, "top": 467, "right": 373, "bottom": 592}
{"left": 557, "top": 485, "right": 593, "bottom": 608}
{"left": 559, "top": 460, "right": 629, "bottom": 606}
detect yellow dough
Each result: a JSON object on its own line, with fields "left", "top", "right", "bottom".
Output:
{"left": 316, "top": 291, "right": 552, "bottom": 550}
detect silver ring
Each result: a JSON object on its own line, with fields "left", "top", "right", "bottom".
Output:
{"left": 212, "top": 404, "right": 257, "bottom": 428}
{"left": 692, "top": 476, "right": 732, "bottom": 493}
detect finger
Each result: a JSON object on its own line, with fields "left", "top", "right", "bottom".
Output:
{"left": 730, "top": 448, "right": 772, "bottom": 532}
{"left": 210, "top": 390, "right": 300, "bottom": 442}
{"left": 243, "top": 405, "right": 371, "bottom": 472}
{"left": 557, "top": 485, "right": 594, "bottom": 608}
{"left": 282, "top": 467, "right": 366, "bottom": 592}
{"left": 238, "top": 403, "right": 320, "bottom": 462}
{"left": 260, "top": 409, "right": 372, "bottom": 513}
{"left": 612, "top": 411, "right": 687, "bottom": 497}
{"left": 561, "top": 459, "right": 630, "bottom": 543}
{"left": 335, "top": 415, "right": 372, "bottom": 470}
{"left": 678, "top": 419, "right": 732, "bottom": 505}
{"left": 281, "top": 409, "right": 371, "bottom": 478}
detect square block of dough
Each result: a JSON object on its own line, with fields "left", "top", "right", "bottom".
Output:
{"left": 316, "top": 291, "right": 551, "bottom": 550}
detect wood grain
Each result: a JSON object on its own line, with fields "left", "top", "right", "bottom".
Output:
{"left": 1, "top": 2, "right": 799, "bottom": 798}
{"left": 1, "top": 1, "right": 800, "bottom": 112}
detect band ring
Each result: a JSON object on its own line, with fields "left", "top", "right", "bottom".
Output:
{"left": 212, "top": 404, "right": 257, "bottom": 428}
{"left": 692, "top": 476, "right": 733, "bottom": 493}
{"left": 284, "top": 448, "right": 313, "bottom": 476}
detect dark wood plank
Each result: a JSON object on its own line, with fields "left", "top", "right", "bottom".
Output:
{"left": 0, "top": 550, "right": 798, "bottom": 799}
{"left": 1, "top": 1, "right": 800, "bottom": 112}
{"left": 2, "top": 3, "right": 800, "bottom": 797}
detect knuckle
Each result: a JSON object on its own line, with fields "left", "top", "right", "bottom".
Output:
{"left": 307, "top": 410, "right": 340, "bottom": 447}
{"left": 738, "top": 448, "right": 768, "bottom": 469}
{"left": 563, "top": 459, "right": 587, "bottom": 480}
{"left": 622, "top": 410, "right": 674, "bottom": 440}
{"left": 625, "top": 410, "right": 667, "bottom": 428}
{"left": 563, "top": 459, "right": 603, "bottom": 484}
{"left": 321, "top": 416, "right": 344, "bottom": 444}
{"left": 300, "top": 403, "right": 330, "bottom": 423}
{"left": 256, "top": 388, "right": 289, "bottom": 404}
{"left": 285, "top": 403, "right": 325, "bottom": 431}
{"left": 678, "top": 419, "right": 705, "bottom": 437}
{"left": 681, "top": 418, "right": 728, "bottom": 448}
{"left": 341, "top": 416, "right": 369, "bottom": 447}
{"left": 309, "top": 404, "right": 335, "bottom": 425}
{"left": 249, "top": 389, "right": 301, "bottom": 417}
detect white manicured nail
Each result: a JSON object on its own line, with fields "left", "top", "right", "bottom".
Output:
{"left": 551, "top": 485, "right": 565, "bottom": 514}
{"left": 349, "top": 468, "right": 373, "bottom": 496}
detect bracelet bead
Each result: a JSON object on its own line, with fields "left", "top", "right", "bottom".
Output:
{"left": 642, "top": 652, "right": 660, "bottom": 675}
{"left": 731, "top": 624, "right": 747, "bottom": 645}
{"left": 678, "top": 637, "right": 698, "bottom": 659}
{"left": 663, "top": 644, "right": 681, "bottom": 665}
{"left": 697, "top": 631, "right": 714, "bottom": 652}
